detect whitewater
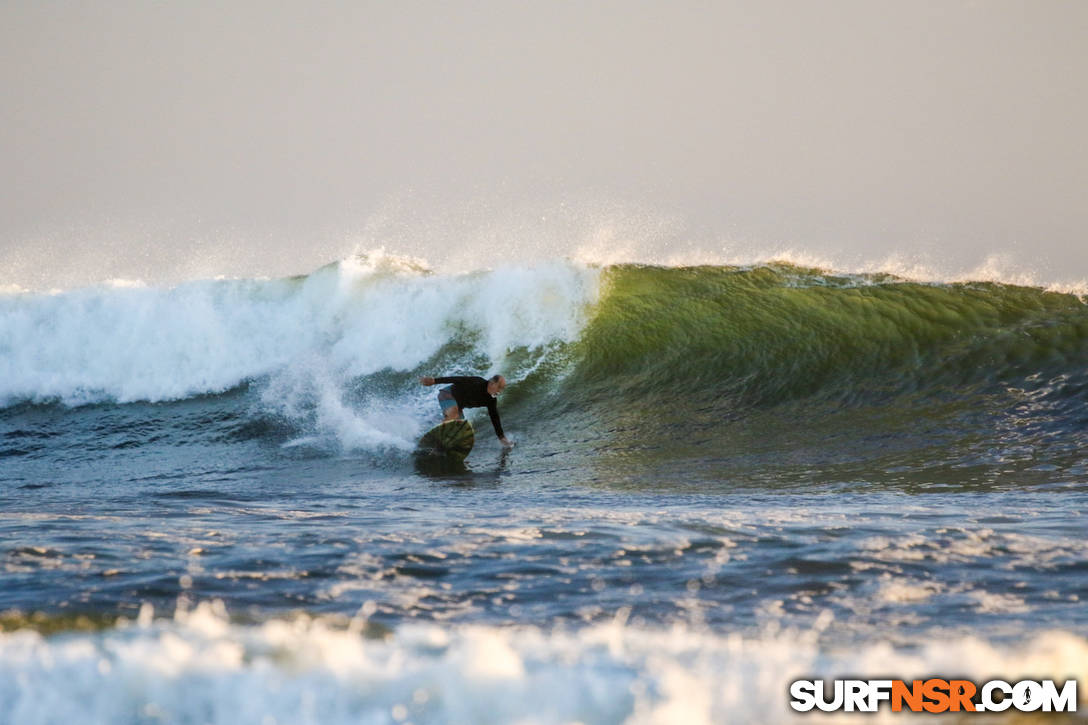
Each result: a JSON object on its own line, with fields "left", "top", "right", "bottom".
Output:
{"left": 2, "top": 252, "right": 1087, "bottom": 724}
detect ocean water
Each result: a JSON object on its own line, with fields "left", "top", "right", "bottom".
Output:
{"left": 2, "top": 252, "right": 1087, "bottom": 724}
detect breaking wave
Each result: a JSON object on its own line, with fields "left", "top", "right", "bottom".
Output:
{"left": 2, "top": 253, "right": 1086, "bottom": 460}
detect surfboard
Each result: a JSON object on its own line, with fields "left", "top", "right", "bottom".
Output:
{"left": 417, "top": 419, "right": 475, "bottom": 462}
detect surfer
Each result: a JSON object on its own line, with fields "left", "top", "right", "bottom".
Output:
{"left": 420, "top": 374, "right": 514, "bottom": 447}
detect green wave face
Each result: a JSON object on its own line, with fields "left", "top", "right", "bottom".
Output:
{"left": 572, "top": 264, "right": 1088, "bottom": 405}
{"left": 527, "top": 264, "right": 1088, "bottom": 489}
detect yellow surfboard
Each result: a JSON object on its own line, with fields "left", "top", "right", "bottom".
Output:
{"left": 417, "top": 419, "right": 475, "bottom": 462}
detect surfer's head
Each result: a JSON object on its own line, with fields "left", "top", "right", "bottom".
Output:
{"left": 487, "top": 374, "right": 506, "bottom": 397}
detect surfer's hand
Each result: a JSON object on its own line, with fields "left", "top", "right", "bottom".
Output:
{"left": 500, "top": 436, "right": 514, "bottom": 448}
{"left": 420, "top": 376, "right": 435, "bottom": 386}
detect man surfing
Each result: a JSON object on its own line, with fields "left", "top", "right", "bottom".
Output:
{"left": 420, "top": 374, "right": 514, "bottom": 447}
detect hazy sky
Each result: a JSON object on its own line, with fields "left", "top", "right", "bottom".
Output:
{"left": 2, "top": 1, "right": 1086, "bottom": 287}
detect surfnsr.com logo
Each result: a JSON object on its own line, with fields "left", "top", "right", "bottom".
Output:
{"left": 789, "top": 678, "right": 1078, "bottom": 713}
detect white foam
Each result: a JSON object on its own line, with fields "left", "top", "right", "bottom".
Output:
{"left": 856, "top": 527, "right": 1088, "bottom": 569}
{"left": 0, "top": 251, "right": 599, "bottom": 448}
{"left": 1, "top": 603, "right": 1085, "bottom": 725}
{"left": 873, "top": 575, "right": 943, "bottom": 605}
{"left": 968, "top": 591, "right": 1031, "bottom": 615}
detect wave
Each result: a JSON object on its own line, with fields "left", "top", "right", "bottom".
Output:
{"left": 2, "top": 253, "right": 1086, "bottom": 457}
{"left": 574, "top": 263, "right": 1088, "bottom": 407}
{"left": 1, "top": 602, "right": 1085, "bottom": 725}
{"left": 0, "top": 252, "right": 598, "bottom": 438}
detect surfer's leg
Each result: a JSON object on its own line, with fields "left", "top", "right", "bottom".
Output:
{"left": 438, "top": 387, "right": 460, "bottom": 421}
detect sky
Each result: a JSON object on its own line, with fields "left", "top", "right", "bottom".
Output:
{"left": 2, "top": 0, "right": 1086, "bottom": 288}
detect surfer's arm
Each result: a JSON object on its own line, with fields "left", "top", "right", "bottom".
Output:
{"left": 421, "top": 375, "right": 471, "bottom": 386}
{"left": 486, "top": 399, "right": 508, "bottom": 442}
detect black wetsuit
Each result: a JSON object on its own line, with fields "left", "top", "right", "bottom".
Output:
{"left": 434, "top": 376, "right": 505, "bottom": 439}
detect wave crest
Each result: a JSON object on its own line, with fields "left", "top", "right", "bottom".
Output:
{"left": 0, "top": 252, "right": 599, "bottom": 411}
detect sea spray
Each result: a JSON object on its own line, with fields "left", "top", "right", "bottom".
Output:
{"left": 1, "top": 601, "right": 1085, "bottom": 725}
{"left": 0, "top": 253, "right": 600, "bottom": 413}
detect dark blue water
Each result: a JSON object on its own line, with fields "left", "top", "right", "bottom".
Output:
{"left": 3, "top": 390, "right": 1087, "bottom": 645}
